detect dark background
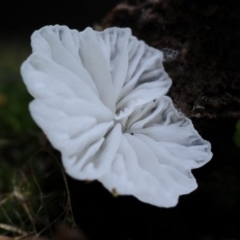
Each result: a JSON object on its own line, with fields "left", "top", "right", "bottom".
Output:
{"left": 0, "top": 0, "right": 120, "bottom": 37}
{"left": 1, "top": 1, "right": 240, "bottom": 240}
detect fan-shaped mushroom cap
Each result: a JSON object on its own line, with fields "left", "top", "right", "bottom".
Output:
{"left": 21, "top": 25, "right": 212, "bottom": 207}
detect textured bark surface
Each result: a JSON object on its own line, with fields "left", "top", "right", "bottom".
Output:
{"left": 100, "top": 0, "right": 240, "bottom": 119}
{"left": 0, "top": 2, "right": 239, "bottom": 239}
{"left": 67, "top": 1, "right": 240, "bottom": 239}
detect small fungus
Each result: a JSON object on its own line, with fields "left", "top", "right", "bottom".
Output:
{"left": 21, "top": 25, "right": 212, "bottom": 207}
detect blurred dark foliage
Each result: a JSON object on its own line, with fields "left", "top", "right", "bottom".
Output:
{"left": 0, "top": 223, "right": 87, "bottom": 240}
{"left": 0, "top": 40, "right": 82, "bottom": 238}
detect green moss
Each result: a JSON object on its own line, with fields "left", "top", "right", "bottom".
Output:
{"left": 0, "top": 40, "right": 37, "bottom": 134}
{"left": 0, "top": 39, "right": 72, "bottom": 237}
{"left": 233, "top": 121, "right": 240, "bottom": 148}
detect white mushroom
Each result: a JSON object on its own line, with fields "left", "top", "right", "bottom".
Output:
{"left": 21, "top": 25, "right": 212, "bottom": 207}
